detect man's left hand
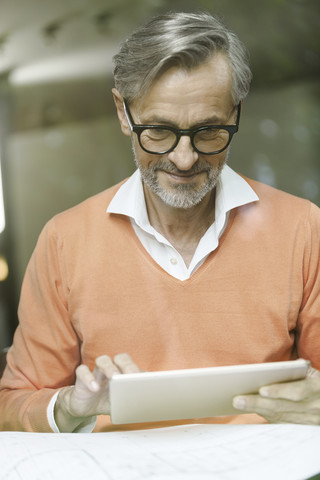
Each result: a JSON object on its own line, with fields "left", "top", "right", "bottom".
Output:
{"left": 233, "top": 366, "right": 320, "bottom": 425}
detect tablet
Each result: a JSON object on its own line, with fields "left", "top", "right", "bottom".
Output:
{"left": 109, "top": 358, "right": 309, "bottom": 424}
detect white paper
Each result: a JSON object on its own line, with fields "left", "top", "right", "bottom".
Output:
{"left": 0, "top": 424, "right": 319, "bottom": 480}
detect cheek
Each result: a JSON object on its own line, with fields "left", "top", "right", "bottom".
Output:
{"left": 202, "top": 150, "right": 227, "bottom": 169}
{"left": 133, "top": 141, "right": 163, "bottom": 169}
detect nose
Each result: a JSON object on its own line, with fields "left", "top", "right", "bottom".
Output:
{"left": 167, "top": 135, "right": 199, "bottom": 171}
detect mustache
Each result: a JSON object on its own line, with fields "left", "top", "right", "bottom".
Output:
{"left": 152, "top": 159, "right": 212, "bottom": 175}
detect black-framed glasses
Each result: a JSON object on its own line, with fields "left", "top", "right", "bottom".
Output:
{"left": 123, "top": 100, "right": 241, "bottom": 155}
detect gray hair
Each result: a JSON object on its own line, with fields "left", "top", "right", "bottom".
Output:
{"left": 113, "top": 12, "right": 252, "bottom": 105}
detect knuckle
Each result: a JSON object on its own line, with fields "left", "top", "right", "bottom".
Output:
{"left": 272, "top": 412, "right": 287, "bottom": 423}
{"left": 75, "top": 364, "right": 88, "bottom": 377}
{"left": 95, "top": 355, "right": 112, "bottom": 369}
{"left": 288, "top": 388, "right": 306, "bottom": 402}
{"left": 95, "top": 354, "right": 120, "bottom": 379}
{"left": 114, "top": 352, "right": 132, "bottom": 364}
{"left": 114, "top": 352, "right": 140, "bottom": 373}
{"left": 306, "top": 366, "right": 320, "bottom": 379}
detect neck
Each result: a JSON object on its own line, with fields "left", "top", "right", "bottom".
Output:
{"left": 144, "top": 185, "right": 216, "bottom": 267}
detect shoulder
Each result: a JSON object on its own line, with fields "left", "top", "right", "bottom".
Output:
{"left": 58, "top": 180, "right": 126, "bottom": 220}
{"left": 242, "top": 176, "right": 318, "bottom": 217}
{"left": 41, "top": 180, "right": 128, "bottom": 242}
{"left": 232, "top": 176, "right": 320, "bottom": 240}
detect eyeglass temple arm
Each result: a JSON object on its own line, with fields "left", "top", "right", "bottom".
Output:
{"left": 236, "top": 102, "right": 242, "bottom": 125}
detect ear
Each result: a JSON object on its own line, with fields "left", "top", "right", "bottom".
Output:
{"left": 112, "top": 88, "right": 131, "bottom": 136}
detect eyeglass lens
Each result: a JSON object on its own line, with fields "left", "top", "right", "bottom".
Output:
{"left": 139, "top": 127, "right": 230, "bottom": 154}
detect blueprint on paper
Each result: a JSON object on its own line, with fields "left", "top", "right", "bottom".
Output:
{"left": 0, "top": 423, "right": 320, "bottom": 480}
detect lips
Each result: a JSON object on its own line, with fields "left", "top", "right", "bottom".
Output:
{"left": 167, "top": 172, "right": 199, "bottom": 179}
{"left": 161, "top": 169, "right": 206, "bottom": 181}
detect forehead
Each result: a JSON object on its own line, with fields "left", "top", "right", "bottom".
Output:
{"left": 133, "top": 53, "right": 234, "bottom": 124}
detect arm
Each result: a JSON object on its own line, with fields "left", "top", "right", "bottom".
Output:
{"left": 0, "top": 219, "right": 79, "bottom": 431}
{"left": 233, "top": 202, "right": 320, "bottom": 424}
{"left": 1, "top": 218, "right": 133, "bottom": 432}
{"left": 0, "top": 216, "right": 140, "bottom": 431}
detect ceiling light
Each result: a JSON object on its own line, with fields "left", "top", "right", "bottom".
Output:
{"left": 9, "top": 47, "right": 115, "bottom": 86}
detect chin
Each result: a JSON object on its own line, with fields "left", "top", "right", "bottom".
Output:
{"left": 154, "top": 184, "right": 212, "bottom": 209}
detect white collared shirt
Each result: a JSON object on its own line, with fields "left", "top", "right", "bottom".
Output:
{"left": 107, "top": 165, "right": 259, "bottom": 280}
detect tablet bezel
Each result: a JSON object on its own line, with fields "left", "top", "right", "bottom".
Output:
{"left": 109, "top": 359, "right": 309, "bottom": 425}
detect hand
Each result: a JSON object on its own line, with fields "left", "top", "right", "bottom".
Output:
{"left": 232, "top": 366, "right": 320, "bottom": 425}
{"left": 54, "top": 353, "right": 140, "bottom": 432}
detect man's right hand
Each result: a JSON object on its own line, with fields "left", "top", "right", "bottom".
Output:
{"left": 54, "top": 353, "right": 141, "bottom": 432}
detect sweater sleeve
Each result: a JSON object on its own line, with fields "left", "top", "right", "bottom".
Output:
{"left": 296, "top": 202, "right": 320, "bottom": 370}
{"left": 0, "top": 218, "right": 80, "bottom": 432}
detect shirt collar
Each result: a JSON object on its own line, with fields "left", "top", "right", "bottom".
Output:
{"left": 107, "top": 169, "right": 151, "bottom": 231}
{"left": 107, "top": 165, "right": 259, "bottom": 232}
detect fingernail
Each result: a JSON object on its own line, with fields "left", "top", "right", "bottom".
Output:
{"left": 233, "top": 397, "right": 246, "bottom": 409}
{"left": 259, "top": 387, "right": 269, "bottom": 397}
{"left": 91, "top": 380, "right": 99, "bottom": 391}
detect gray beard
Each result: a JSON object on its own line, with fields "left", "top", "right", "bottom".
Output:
{"left": 133, "top": 149, "right": 228, "bottom": 209}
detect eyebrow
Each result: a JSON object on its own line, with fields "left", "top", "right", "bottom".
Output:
{"left": 139, "top": 114, "right": 227, "bottom": 128}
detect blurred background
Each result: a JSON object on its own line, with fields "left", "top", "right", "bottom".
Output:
{"left": 0, "top": 0, "right": 319, "bottom": 349}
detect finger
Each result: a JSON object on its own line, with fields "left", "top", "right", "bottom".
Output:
{"left": 94, "top": 355, "right": 121, "bottom": 381}
{"left": 75, "top": 364, "right": 100, "bottom": 392}
{"left": 113, "top": 353, "right": 141, "bottom": 373}
{"left": 259, "top": 368, "right": 320, "bottom": 401}
{"left": 256, "top": 411, "right": 320, "bottom": 425}
{"left": 233, "top": 394, "right": 308, "bottom": 415}
{"left": 307, "top": 366, "right": 320, "bottom": 380}
{"left": 233, "top": 394, "right": 320, "bottom": 425}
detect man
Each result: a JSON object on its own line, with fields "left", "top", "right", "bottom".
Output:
{"left": 0, "top": 12, "right": 319, "bottom": 433}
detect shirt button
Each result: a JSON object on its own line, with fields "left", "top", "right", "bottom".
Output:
{"left": 170, "top": 257, "right": 178, "bottom": 265}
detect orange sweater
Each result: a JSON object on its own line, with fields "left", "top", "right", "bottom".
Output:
{"left": 0, "top": 177, "right": 319, "bottom": 432}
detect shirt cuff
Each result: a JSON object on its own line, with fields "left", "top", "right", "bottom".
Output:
{"left": 47, "top": 390, "right": 97, "bottom": 433}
